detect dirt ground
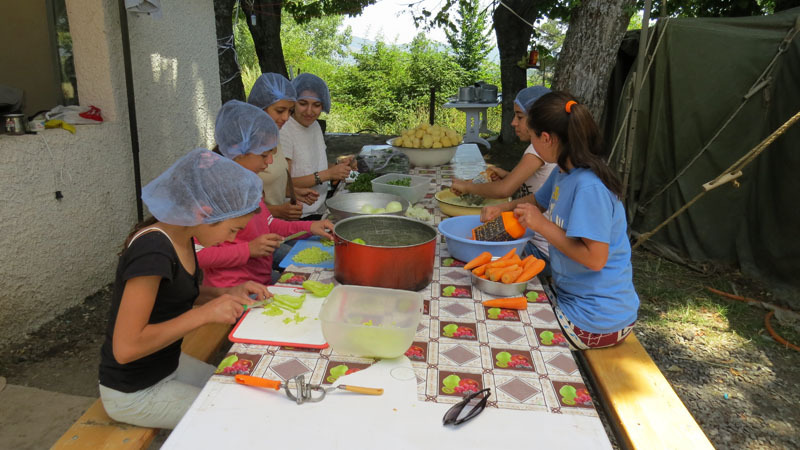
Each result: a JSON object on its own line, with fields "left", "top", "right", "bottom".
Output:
{"left": 1, "top": 134, "right": 798, "bottom": 449}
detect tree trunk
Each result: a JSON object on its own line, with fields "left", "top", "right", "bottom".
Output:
{"left": 493, "top": 1, "right": 541, "bottom": 144}
{"left": 245, "top": 0, "right": 288, "bottom": 77}
{"left": 214, "top": 0, "right": 245, "bottom": 103}
{"left": 552, "top": 0, "right": 635, "bottom": 121}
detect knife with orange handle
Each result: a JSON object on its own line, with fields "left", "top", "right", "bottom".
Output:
{"left": 235, "top": 374, "right": 383, "bottom": 396}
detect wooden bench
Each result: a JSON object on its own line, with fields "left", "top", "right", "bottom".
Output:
{"left": 51, "top": 322, "right": 231, "bottom": 449}
{"left": 577, "top": 333, "right": 714, "bottom": 450}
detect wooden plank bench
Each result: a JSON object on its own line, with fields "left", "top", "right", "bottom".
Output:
{"left": 51, "top": 322, "right": 231, "bottom": 449}
{"left": 577, "top": 333, "right": 714, "bottom": 450}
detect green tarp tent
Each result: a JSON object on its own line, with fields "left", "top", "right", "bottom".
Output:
{"left": 604, "top": 8, "right": 800, "bottom": 302}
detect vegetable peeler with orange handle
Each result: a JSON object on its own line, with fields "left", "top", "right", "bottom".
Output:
{"left": 235, "top": 374, "right": 383, "bottom": 404}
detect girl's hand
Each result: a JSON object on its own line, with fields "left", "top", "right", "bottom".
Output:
{"left": 310, "top": 220, "right": 334, "bottom": 240}
{"left": 294, "top": 187, "right": 319, "bottom": 206}
{"left": 326, "top": 163, "right": 352, "bottom": 182}
{"left": 480, "top": 205, "right": 502, "bottom": 222}
{"left": 269, "top": 202, "right": 303, "bottom": 220}
{"left": 486, "top": 166, "right": 502, "bottom": 181}
{"left": 249, "top": 233, "right": 283, "bottom": 258}
{"left": 201, "top": 294, "right": 252, "bottom": 324}
{"left": 450, "top": 179, "right": 470, "bottom": 196}
{"left": 228, "top": 281, "right": 271, "bottom": 302}
{"left": 514, "top": 203, "right": 547, "bottom": 232}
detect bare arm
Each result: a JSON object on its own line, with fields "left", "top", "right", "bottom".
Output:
{"left": 514, "top": 203, "right": 609, "bottom": 271}
{"left": 286, "top": 159, "right": 351, "bottom": 188}
{"left": 454, "top": 154, "right": 544, "bottom": 199}
{"left": 112, "top": 276, "right": 250, "bottom": 364}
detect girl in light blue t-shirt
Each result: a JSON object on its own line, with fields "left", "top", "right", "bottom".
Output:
{"left": 482, "top": 91, "right": 639, "bottom": 350}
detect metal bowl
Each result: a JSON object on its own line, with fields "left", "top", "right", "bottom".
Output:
{"left": 325, "top": 192, "right": 409, "bottom": 221}
{"left": 470, "top": 272, "right": 527, "bottom": 296}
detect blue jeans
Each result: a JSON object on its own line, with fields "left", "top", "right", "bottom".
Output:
{"left": 522, "top": 241, "right": 552, "bottom": 279}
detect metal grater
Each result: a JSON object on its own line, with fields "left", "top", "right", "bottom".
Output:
{"left": 458, "top": 171, "right": 490, "bottom": 205}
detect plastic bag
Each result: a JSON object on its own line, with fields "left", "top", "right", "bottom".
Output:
{"left": 356, "top": 147, "right": 410, "bottom": 174}
{"left": 45, "top": 105, "right": 103, "bottom": 125}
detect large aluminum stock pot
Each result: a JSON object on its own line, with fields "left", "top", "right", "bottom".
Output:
{"left": 332, "top": 215, "right": 437, "bottom": 291}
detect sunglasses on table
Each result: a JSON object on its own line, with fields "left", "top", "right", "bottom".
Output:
{"left": 442, "top": 388, "right": 491, "bottom": 426}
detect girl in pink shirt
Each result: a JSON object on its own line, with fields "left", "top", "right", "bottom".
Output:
{"left": 197, "top": 100, "right": 334, "bottom": 287}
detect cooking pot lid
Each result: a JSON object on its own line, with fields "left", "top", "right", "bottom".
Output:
{"left": 334, "top": 216, "right": 436, "bottom": 247}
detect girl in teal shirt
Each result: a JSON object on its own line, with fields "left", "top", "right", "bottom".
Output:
{"left": 487, "top": 91, "right": 639, "bottom": 349}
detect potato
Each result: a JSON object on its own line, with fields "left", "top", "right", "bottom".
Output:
{"left": 396, "top": 123, "right": 462, "bottom": 148}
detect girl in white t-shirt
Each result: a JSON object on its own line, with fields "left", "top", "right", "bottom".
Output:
{"left": 280, "top": 73, "right": 351, "bottom": 219}
{"left": 450, "top": 86, "right": 556, "bottom": 256}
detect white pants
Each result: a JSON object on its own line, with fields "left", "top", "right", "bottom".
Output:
{"left": 99, "top": 353, "right": 215, "bottom": 429}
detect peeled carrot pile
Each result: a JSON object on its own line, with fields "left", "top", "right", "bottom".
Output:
{"left": 466, "top": 248, "right": 546, "bottom": 284}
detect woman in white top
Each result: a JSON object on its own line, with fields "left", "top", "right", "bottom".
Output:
{"left": 280, "top": 73, "right": 351, "bottom": 219}
{"left": 247, "top": 73, "right": 319, "bottom": 220}
{"left": 450, "top": 86, "right": 556, "bottom": 256}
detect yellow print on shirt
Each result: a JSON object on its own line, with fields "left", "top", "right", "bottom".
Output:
{"left": 548, "top": 185, "right": 564, "bottom": 230}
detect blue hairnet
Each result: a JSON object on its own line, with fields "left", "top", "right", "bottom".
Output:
{"left": 214, "top": 100, "right": 279, "bottom": 160}
{"left": 142, "top": 149, "right": 263, "bottom": 226}
{"left": 247, "top": 73, "right": 297, "bottom": 110}
{"left": 514, "top": 86, "right": 551, "bottom": 113}
{"left": 291, "top": 73, "right": 331, "bottom": 113}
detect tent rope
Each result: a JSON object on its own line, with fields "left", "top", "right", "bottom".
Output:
{"left": 608, "top": 18, "right": 670, "bottom": 162}
{"left": 632, "top": 110, "right": 800, "bottom": 250}
{"left": 637, "top": 21, "right": 800, "bottom": 211}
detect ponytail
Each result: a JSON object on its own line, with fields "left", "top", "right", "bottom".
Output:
{"left": 528, "top": 92, "right": 623, "bottom": 198}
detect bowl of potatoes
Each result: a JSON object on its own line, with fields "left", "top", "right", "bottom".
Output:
{"left": 388, "top": 123, "right": 463, "bottom": 167}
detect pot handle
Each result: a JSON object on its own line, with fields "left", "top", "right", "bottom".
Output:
{"left": 332, "top": 233, "right": 347, "bottom": 247}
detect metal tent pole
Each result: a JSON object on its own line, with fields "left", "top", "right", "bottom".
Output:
{"left": 118, "top": 0, "right": 144, "bottom": 222}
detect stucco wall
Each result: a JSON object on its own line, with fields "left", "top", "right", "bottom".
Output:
{"left": 0, "top": 0, "right": 221, "bottom": 347}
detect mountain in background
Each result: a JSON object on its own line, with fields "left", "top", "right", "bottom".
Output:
{"left": 346, "top": 35, "right": 500, "bottom": 64}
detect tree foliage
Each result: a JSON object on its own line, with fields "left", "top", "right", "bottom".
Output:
{"left": 444, "top": 0, "right": 494, "bottom": 82}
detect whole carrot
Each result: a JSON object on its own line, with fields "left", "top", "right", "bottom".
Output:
{"left": 472, "top": 263, "right": 489, "bottom": 276}
{"left": 490, "top": 264, "right": 520, "bottom": 282}
{"left": 464, "top": 252, "right": 492, "bottom": 270}
{"left": 501, "top": 267, "right": 523, "bottom": 284}
{"left": 497, "top": 247, "right": 517, "bottom": 261}
{"left": 482, "top": 297, "right": 528, "bottom": 309}
{"left": 523, "top": 255, "right": 539, "bottom": 271}
{"left": 515, "top": 259, "right": 546, "bottom": 283}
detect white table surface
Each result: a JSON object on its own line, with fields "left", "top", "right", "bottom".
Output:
{"left": 163, "top": 151, "right": 612, "bottom": 449}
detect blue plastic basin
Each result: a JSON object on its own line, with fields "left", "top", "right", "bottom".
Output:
{"left": 437, "top": 215, "right": 534, "bottom": 263}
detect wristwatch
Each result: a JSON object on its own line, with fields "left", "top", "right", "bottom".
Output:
{"left": 313, "top": 172, "right": 323, "bottom": 185}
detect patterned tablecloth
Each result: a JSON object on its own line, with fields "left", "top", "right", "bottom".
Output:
{"left": 212, "top": 145, "right": 598, "bottom": 416}
{"left": 164, "top": 145, "right": 609, "bottom": 449}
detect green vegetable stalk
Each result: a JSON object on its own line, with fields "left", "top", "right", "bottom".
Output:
{"left": 302, "top": 280, "right": 334, "bottom": 297}
{"left": 272, "top": 293, "right": 306, "bottom": 310}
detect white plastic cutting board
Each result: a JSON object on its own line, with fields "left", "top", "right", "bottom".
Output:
{"left": 228, "top": 285, "right": 328, "bottom": 348}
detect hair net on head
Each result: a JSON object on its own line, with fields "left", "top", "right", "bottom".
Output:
{"left": 291, "top": 73, "right": 331, "bottom": 113}
{"left": 142, "top": 148, "right": 263, "bottom": 226}
{"left": 215, "top": 100, "right": 279, "bottom": 160}
{"left": 514, "top": 86, "right": 551, "bottom": 113}
{"left": 247, "top": 73, "right": 297, "bottom": 110}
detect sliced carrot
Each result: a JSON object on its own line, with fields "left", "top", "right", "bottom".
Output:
{"left": 482, "top": 297, "right": 528, "bottom": 309}
{"left": 501, "top": 267, "right": 523, "bottom": 284}
{"left": 464, "top": 252, "right": 492, "bottom": 270}
{"left": 515, "top": 259, "right": 546, "bottom": 283}
{"left": 519, "top": 255, "right": 534, "bottom": 268}
{"left": 489, "top": 264, "right": 519, "bottom": 282}
{"left": 472, "top": 263, "right": 489, "bottom": 276}
{"left": 477, "top": 273, "right": 488, "bottom": 279}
